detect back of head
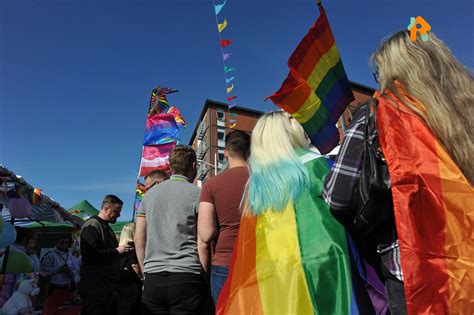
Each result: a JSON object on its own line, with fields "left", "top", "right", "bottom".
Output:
{"left": 101, "top": 194, "right": 123, "bottom": 210}
{"left": 144, "top": 169, "right": 170, "bottom": 187}
{"left": 247, "top": 111, "right": 310, "bottom": 215}
{"left": 119, "top": 222, "right": 135, "bottom": 246}
{"left": 372, "top": 30, "right": 474, "bottom": 183}
{"left": 145, "top": 169, "right": 169, "bottom": 182}
{"left": 225, "top": 130, "right": 251, "bottom": 160}
{"left": 169, "top": 145, "right": 197, "bottom": 177}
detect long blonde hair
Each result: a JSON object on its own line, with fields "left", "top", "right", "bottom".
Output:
{"left": 247, "top": 111, "right": 310, "bottom": 214}
{"left": 371, "top": 30, "right": 474, "bottom": 183}
{"left": 371, "top": 31, "right": 474, "bottom": 183}
{"left": 119, "top": 222, "right": 135, "bottom": 246}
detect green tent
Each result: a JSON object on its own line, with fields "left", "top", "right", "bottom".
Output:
{"left": 27, "top": 200, "right": 99, "bottom": 228}
{"left": 67, "top": 200, "right": 99, "bottom": 220}
{"left": 110, "top": 221, "right": 132, "bottom": 234}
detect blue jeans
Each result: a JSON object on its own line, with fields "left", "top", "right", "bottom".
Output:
{"left": 211, "top": 265, "right": 229, "bottom": 304}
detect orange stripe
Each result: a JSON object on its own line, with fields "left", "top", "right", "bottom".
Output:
{"left": 436, "top": 142, "right": 474, "bottom": 314}
{"left": 294, "top": 25, "right": 335, "bottom": 80}
{"left": 222, "top": 214, "right": 264, "bottom": 314}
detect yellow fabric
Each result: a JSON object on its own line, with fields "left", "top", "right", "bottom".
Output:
{"left": 255, "top": 203, "right": 314, "bottom": 314}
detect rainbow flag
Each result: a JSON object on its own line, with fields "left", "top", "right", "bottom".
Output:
{"left": 148, "top": 86, "right": 177, "bottom": 117}
{"left": 167, "top": 106, "right": 187, "bottom": 127}
{"left": 375, "top": 88, "right": 474, "bottom": 314}
{"left": 217, "top": 151, "right": 375, "bottom": 314}
{"left": 143, "top": 113, "right": 179, "bottom": 145}
{"left": 139, "top": 141, "right": 175, "bottom": 177}
{"left": 267, "top": 6, "right": 354, "bottom": 154}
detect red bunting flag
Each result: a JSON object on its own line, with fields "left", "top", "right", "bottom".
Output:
{"left": 227, "top": 96, "right": 238, "bottom": 102}
{"left": 220, "top": 39, "right": 232, "bottom": 47}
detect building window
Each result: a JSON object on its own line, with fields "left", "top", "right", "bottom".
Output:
{"left": 217, "top": 130, "right": 225, "bottom": 140}
{"left": 217, "top": 111, "right": 225, "bottom": 127}
{"left": 217, "top": 111, "right": 225, "bottom": 121}
{"left": 218, "top": 153, "right": 225, "bottom": 161}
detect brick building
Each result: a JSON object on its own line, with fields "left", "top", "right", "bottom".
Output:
{"left": 189, "top": 81, "right": 374, "bottom": 185}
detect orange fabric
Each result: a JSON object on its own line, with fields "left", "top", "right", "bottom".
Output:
{"left": 217, "top": 215, "right": 263, "bottom": 315}
{"left": 376, "top": 89, "right": 474, "bottom": 314}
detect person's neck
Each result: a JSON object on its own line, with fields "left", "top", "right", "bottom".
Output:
{"left": 98, "top": 212, "right": 108, "bottom": 222}
{"left": 228, "top": 158, "right": 247, "bottom": 169}
{"left": 171, "top": 173, "right": 191, "bottom": 182}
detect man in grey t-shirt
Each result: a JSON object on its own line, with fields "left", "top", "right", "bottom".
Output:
{"left": 135, "top": 145, "right": 210, "bottom": 314}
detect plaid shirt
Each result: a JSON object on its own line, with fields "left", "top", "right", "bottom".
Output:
{"left": 323, "top": 103, "right": 403, "bottom": 282}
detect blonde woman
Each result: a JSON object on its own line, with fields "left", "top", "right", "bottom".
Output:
{"left": 216, "top": 111, "right": 374, "bottom": 315}
{"left": 324, "top": 30, "right": 474, "bottom": 314}
{"left": 117, "top": 222, "right": 142, "bottom": 315}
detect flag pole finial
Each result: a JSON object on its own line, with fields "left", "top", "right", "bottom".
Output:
{"left": 317, "top": 0, "right": 322, "bottom": 6}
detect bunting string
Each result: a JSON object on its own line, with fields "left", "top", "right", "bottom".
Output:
{"left": 212, "top": 0, "right": 238, "bottom": 128}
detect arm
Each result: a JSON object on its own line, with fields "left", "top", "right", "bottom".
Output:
{"left": 41, "top": 252, "right": 59, "bottom": 274}
{"left": 134, "top": 216, "right": 147, "bottom": 273}
{"left": 197, "top": 202, "right": 218, "bottom": 273}
{"left": 198, "top": 233, "right": 211, "bottom": 273}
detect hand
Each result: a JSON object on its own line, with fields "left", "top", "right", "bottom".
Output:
{"left": 116, "top": 245, "right": 133, "bottom": 254}
{"left": 59, "top": 265, "right": 71, "bottom": 274}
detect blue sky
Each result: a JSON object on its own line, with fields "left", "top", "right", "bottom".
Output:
{"left": 1, "top": 0, "right": 472, "bottom": 221}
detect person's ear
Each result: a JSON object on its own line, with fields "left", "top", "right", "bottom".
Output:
{"left": 224, "top": 150, "right": 229, "bottom": 159}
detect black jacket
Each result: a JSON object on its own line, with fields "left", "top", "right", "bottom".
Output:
{"left": 80, "top": 215, "right": 120, "bottom": 280}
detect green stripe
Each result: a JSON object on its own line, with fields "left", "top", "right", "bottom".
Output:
{"left": 315, "top": 60, "right": 346, "bottom": 100}
{"left": 301, "top": 106, "right": 329, "bottom": 137}
{"left": 300, "top": 61, "right": 346, "bottom": 136}
{"left": 294, "top": 152, "right": 353, "bottom": 314}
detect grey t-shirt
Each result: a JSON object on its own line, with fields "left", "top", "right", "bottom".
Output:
{"left": 137, "top": 174, "right": 202, "bottom": 274}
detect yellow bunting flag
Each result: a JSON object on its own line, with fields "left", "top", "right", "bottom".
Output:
{"left": 226, "top": 84, "right": 234, "bottom": 93}
{"left": 218, "top": 19, "right": 228, "bottom": 32}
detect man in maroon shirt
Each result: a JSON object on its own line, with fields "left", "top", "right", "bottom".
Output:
{"left": 198, "top": 130, "right": 250, "bottom": 303}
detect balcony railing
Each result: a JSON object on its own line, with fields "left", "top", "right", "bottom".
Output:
{"left": 197, "top": 163, "right": 208, "bottom": 180}
{"left": 197, "top": 140, "right": 207, "bottom": 160}
{"left": 197, "top": 120, "right": 207, "bottom": 140}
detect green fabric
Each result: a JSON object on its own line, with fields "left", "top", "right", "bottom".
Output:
{"left": 68, "top": 200, "right": 99, "bottom": 219}
{"left": 4, "top": 251, "right": 33, "bottom": 273}
{"left": 26, "top": 221, "right": 72, "bottom": 228}
{"left": 110, "top": 221, "right": 130, "bottom": 234}
{"left": 295, "top": 150, "right": 353, "bottom": 314}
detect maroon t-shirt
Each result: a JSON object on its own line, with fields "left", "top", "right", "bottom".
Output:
{"left": 200, "top": 166, "right": 249, "bottom": 267}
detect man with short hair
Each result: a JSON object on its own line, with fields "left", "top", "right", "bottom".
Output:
{"left": 144, "top": 169, "right": 169, "bottom": 190}
{"left": 79, "top": 195, "right": 132, "bottom": 315}
{"left": 198, "top": 130, "right": 250, "bottom": 303}
{"left": 135, "top": 145, "right": 209, "bottom": 314}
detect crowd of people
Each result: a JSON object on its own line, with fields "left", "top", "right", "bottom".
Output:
{"left": 2, "top": 29, "right": 472, "bottom": 314}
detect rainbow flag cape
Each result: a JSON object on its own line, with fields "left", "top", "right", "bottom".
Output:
{"left": 267, "top": 6, "right": 354, "bottom": 154}
{"left": 143, "top": 113, "right": 179, "bottom": 145}
{"left": 139, "top": 142, "right": 175, "bottom": 177}
{"left": 217, "top": 150, "right": 374, "bottom": 314}
{"left": 375, "top": 88, "right": 474, "bottom": 314}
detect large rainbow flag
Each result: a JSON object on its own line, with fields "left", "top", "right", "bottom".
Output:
{"left": 267, "top": 6, "right": 354, "bottom": 154}
{"left": 217, "top": 150, "right": 377, "bottom": 314}
{"left": 376, "top": 87, "right": 474, "bottom": 314}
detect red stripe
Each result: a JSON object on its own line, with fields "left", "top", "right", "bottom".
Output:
{"left": 288, "top": 7, "right": 334, "bottom": 77}
{"left": 267, "top": 70, "right": 311, "bottom": 113}
{"left": 376, "top": 91, "right": 449, "bottom": 313}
